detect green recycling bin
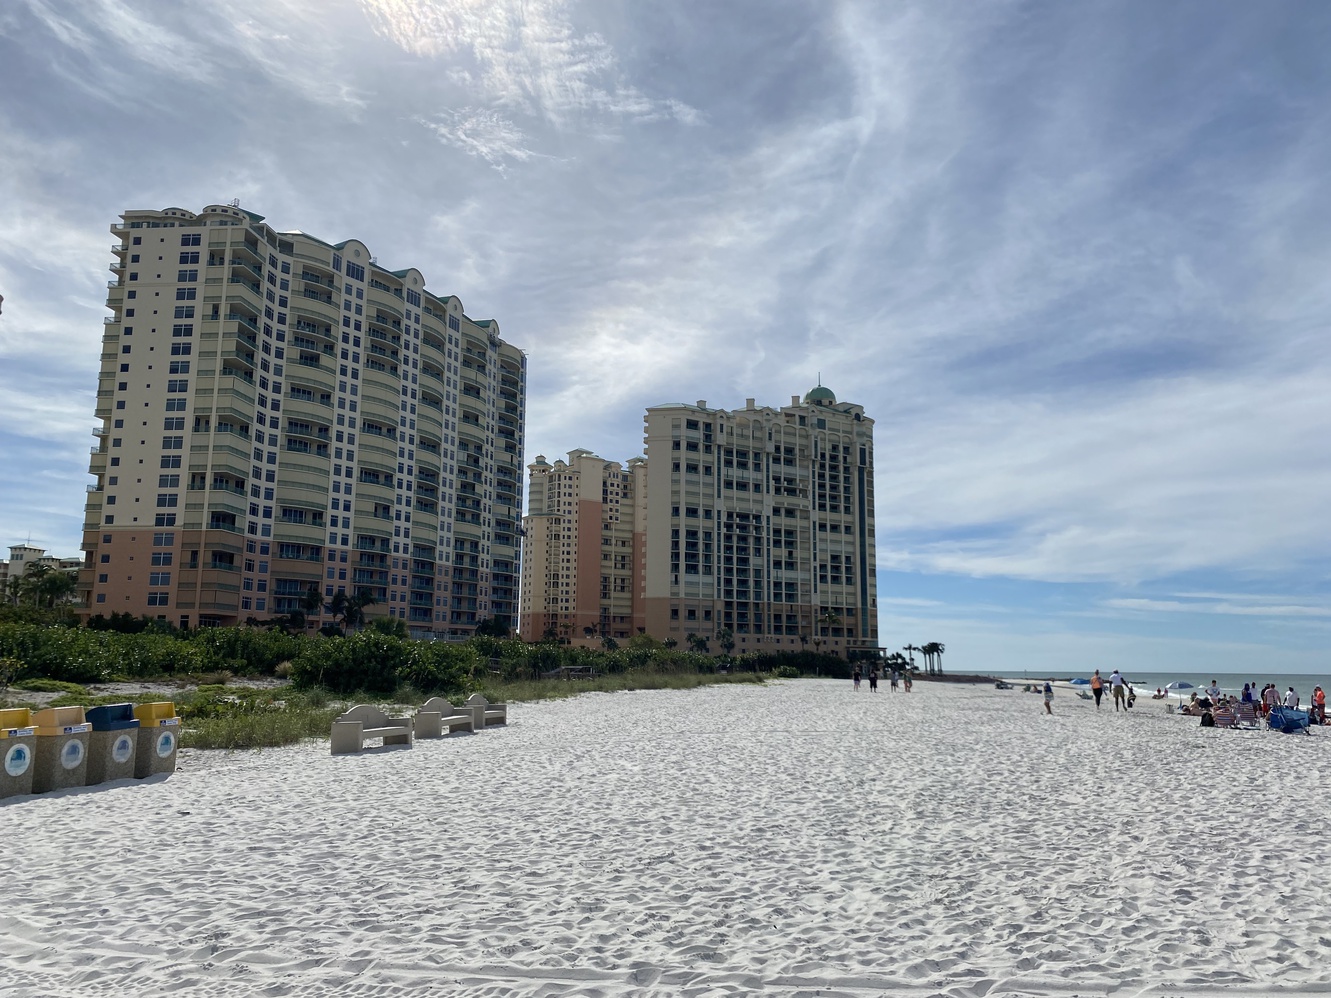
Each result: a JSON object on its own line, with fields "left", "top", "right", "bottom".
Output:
{"left": 85, "top": 704, "right": 140, "bottom": 785}
{"left": 31, "top": 706, "right": 91, "bottom": 793}
{"left": 0, "top": 708, "right": 37, "bottom": 800}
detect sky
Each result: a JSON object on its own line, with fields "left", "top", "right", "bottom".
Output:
{"left": 1, "top": 0, "right": 1329, "bottom": 674}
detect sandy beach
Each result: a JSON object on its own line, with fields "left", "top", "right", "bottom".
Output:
{"left": 2, "top": 678, "right": 1329, "bottom": 997}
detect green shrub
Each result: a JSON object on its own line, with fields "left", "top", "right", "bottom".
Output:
{"left": 774, "top": 664, "right": 801, "bottom": 678}
{"left": 288, "top": 632, "right": 408, "bottom": 694}
{"left": 12, "top": 678, "right": 90, "bottom": 695}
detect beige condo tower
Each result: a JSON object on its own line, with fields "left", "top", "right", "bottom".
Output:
{"left": 518, "top": 450, "right": 647, "bottom": 644}
{"left": 641, "top": 387, "right": 878, "bottom": 657}
{"left": 81, "top": 205, "right": 526, "bottom": 637}
{"left": 519, "top": 387, "right": 878, "bottom": 656}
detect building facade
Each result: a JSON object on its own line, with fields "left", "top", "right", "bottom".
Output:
{"left": 80, "top": 204, "right": 526, "bottom": 637}
{"left": 641, "top": 388, "right": 877, "bottom": 656}
{"left": 518, "top": 450, "right": 646, "bottom": 644}
{"left": 2, "top": 544, "right": 81, "bottom": 601}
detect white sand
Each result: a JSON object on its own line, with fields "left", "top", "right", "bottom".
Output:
{"left": 2, "top": 679, "right": 1329, "bottom": 997}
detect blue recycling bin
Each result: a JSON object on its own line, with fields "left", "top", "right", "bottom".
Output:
{"left": 85, "top": 704, "right": 141, "bottom": 784}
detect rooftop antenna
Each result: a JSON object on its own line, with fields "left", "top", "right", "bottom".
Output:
{"left": 230, "top": 198, "right": 241, "bottom": 208}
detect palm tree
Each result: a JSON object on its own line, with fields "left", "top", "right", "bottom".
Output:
{"left": 817, "top": 610, "right": 842, "bottom": 656}
{"left": 933, "top": 642, "right": 945, "bottom": 675}
{"left": 902, "top": 643, "right": 920, "bottom": 673}
{"left": 717, "top": 627, "right": 735, "bottom": 658}
{"left": 663, "top": 636, "right": 678, "bottom": 649}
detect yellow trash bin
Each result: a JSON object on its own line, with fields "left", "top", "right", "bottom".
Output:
{"left": 0, "top": 708, "right": 37, "bottom": 800}
{"left": 31, "top": 706, "right": 92, "bottom": 793}
{"left": 133, "top": 703, "right": 180, "bottom": 778}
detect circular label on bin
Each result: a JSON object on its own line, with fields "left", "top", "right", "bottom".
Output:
{"left": 61, "top": 738, "right": 85, "bottom": 771}
{"left": 156, "top": 730, "right": 176, "bottom": 758}
{"left": 4, "top": 743, "right": 30, "bottom": 778}
{"left": 111, "top": 734, "right": 134, "bottom": 764}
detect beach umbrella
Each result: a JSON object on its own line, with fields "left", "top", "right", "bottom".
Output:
{"left": 1069, "top": 678, "right": 1091, "bottom": 686}
{"left": 1164, "top": 681, "right": 1194, "bottom": 699}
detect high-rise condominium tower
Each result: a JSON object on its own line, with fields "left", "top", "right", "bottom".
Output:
{"left": 81, "top": 204, "right": 526, "bottom": 637}
{"left": 518, "top": 450, "right": 647, "bottom": 643}
{"left": 641, "top": 387, "right": 877, "bottom": 656}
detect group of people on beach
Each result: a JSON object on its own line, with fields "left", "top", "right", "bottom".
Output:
{"left": 1087, "top": 669, "right": 1135, "bottom": 711}
{"left": 1173, "top": 680, "right": 1328, "bottom": 724}
{"left": 851, "top": 667, "right": 912, "bottom": 693}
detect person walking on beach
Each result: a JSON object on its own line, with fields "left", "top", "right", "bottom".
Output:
{"left": 1042, "top": 680, "right": 1054, "bottom": 715}
{"left": 890, "top": 668, "right": 900, "bottom": 692}
{"left": 868, "top": 668, "right": 879, "bottom": 693}
{"left": 1090, "top": 669, "right": 1104, "bottom": 710}
{"left": 903, "top": 669, "right": 913, "bottom": 693}
{"left": 1110, "top": 669, "right": 1127, "bottom": 711}
{"left": 852, "top": 667, "right": 862, "bottom": 692}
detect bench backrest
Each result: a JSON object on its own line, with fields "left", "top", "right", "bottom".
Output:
{"left": 420, "top": 697, "right": 461, "bottom": 716}
{"left": 336, "top": 704, "right": 392, "bottom": 727}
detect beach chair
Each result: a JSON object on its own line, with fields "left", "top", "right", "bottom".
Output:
{"left": 1213, "top": 706, "right": 1237, "bottom": 729}
{"left": 1235, "top": 703, "right": 1259, "bottom": 728}
{"left": 1268, "top": 706, "right": 1311, "bottom": 735}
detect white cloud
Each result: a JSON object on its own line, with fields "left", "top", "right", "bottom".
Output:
{"left": 360, "top": 0, "right": 698, "bottom": 125}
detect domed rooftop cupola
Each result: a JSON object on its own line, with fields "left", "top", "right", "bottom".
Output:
{"left": 804, "top": 383, "right": 836, "bottom": 405}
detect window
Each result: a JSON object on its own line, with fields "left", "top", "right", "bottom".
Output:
{"left": 154, "top": 513, "right": 177, "bottom": 526}
{"left": 150, "top": 552, "right": 173, "bottom": 566}
{"left": 170, "top": 343, "right": 192, "bottom": 356}
{"left": 179, "top": 251, "right": 200, "bottom": 265}
{"left": 165, "top": 399, "right": 188, "bottom": 411}
{"left": 177, "top": 269, "right": 198, "bottom": 282}
{"left": 166, "top": 379, "right": 188, "bottom": 392}
{"left": 160, "top": 454, "right": 181, "bottom": 468}
{"left": 158, "top": 474, "right": 180, "bottom": 488}
{"left": 171, "top": 324, "right": 193, "bottom": 337}
{"left": 152, "top": 532, "right": 175, "bottom": 546}
{"left": 146, "top": 592, "right": 170, "bottom": 607}
{"left": 148, "top": 572, "right": 171, "bottom": 586}
{"left": 180, "top": 233, "right": 201, "bottom": 247}
{"left": 156, "top": 494, "right": 179, "bottom": 508}
{"left": 345, "top": 262, "right": 365, "bottom": 281}
{"left": 173, "top": 306, "right": 195, "bottom": 319}
{"left": 161, "top": 436, "right": 184, "bottom": 449}
{"left": 175, "top": 288, "right": 196, "bottom": 300}
{"left": 168, "top": 361, "right": 190, "bottom": 374}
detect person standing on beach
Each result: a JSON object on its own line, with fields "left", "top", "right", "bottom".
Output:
{"left": 868, "top": 668, "right": 879, "bottom": 693}
{"left": 1109, "top": 669, "right": 1127, "bottom": 711}
{"left": 852, "top": 667, "right": 862, "bottom": 692}
{"left": 1090, "top": 670, "right": 1104, "bottom": 710}
{"left": 1285, "top": 686, "right": 1299, "bottom": 708}
{"left": 890, "top": 668, "right": 900, "bottom": 692}
{"left": 903, "top": 669, "right": 913, "bottom": 692}
{"left": 1206, "top": 679, "right": 1221, "bottom": 702}
{"left": 1314, "top": 686, "right": 1326, "bottom": 724}
{"left": 1262, "top": 683, "right": 1279, "bottom": 716}
{"left": 1043, "top": 680, "right": 1053, "bottom": 714}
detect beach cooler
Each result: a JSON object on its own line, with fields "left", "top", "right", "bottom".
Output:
{"left": 31, "top": 706, "right": 92, "bottom": 793}
{"left": 132, "top": 703, "right": 180, "bottom": 778}
{"left": 1268, "top": 706, "right": 1311, "bottom": 735}
{"left": 0, "top": 708, "right": 37, "bottom": 800}
{"left": 85, "top": 704, "right": 141, "bottom": 785}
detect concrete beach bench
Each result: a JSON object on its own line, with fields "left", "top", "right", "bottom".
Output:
{"left": 464, "top": 693, "right": 507, "bottom": 729}
{"left": 414, "top": 698, "right": 476, "bottom": 738}
{"left": 330, "top": 704, "right": 414, "bottom": 755}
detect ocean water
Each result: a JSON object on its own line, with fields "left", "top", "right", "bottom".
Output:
{"left": 989, "top": 669, "right": 1329, "bottom": 701}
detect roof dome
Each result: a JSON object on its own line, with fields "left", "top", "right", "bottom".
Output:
{"left": 804, "top": 385, "right": 836, "bottom": 404}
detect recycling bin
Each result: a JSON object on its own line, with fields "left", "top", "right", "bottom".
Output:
{"left": 31, "top": 706, "right": 91, "bottom": 793}
{"left": 85, "top": 704, "right": 140, "bottom": 785}
{"left": 133, "top": 702, "right": 180, "bottom": 778}
{"left": 0, "top": 708, "right": 37, "bottom": 799}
